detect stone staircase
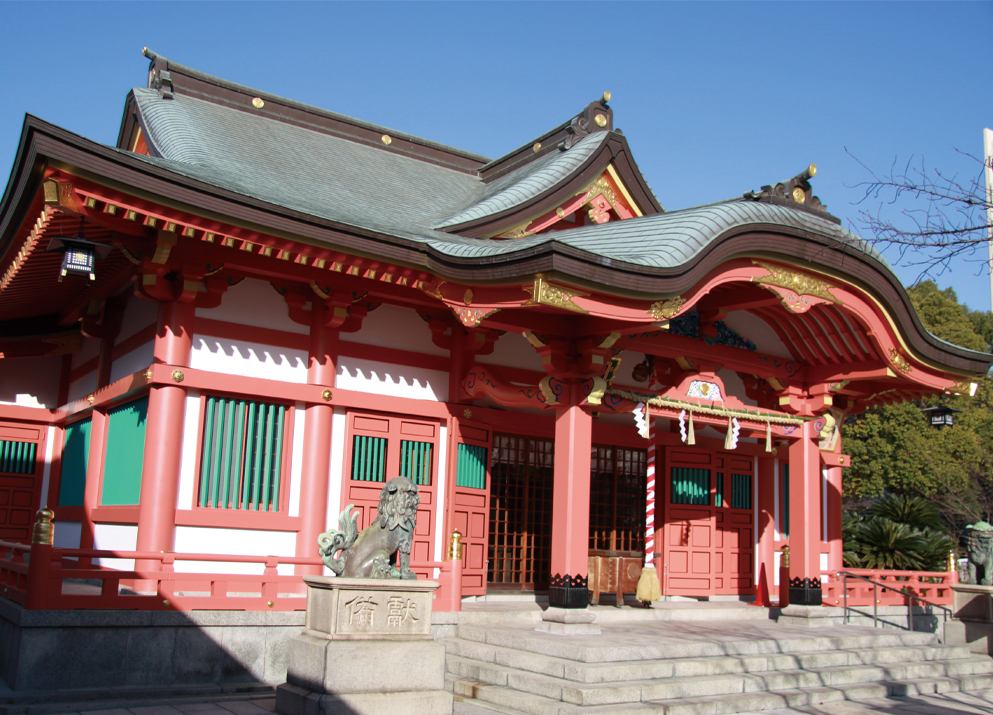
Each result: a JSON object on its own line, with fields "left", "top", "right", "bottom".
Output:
{"left": 441, "top": 613, "right": 993, "bottom": 714}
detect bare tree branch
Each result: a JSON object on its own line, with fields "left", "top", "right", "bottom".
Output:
{"left": 846, "top": 149, "right": 993, "bottom": 281}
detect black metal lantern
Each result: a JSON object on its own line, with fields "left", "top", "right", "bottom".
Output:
{"left": 920, "top": 405, "right": 963, "bottom": 428}
{"left": 46, "top": 219, "right": 112, "bottom": 284}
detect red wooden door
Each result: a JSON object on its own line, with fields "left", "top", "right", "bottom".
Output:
{"left": 340, "top": 411, "right": 439, "bottom": 578}
{"left": 0, "top": 423, "right": 45, "bottom": 543}
{"left": 663, "top": 448, "right": 755, "bottom": 597}
{"left": 447, "top": 420, "right": 492, "bottom": 596}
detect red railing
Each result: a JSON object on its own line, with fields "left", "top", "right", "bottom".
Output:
{"left": 820, "top": 568, "right": 956, "bottom": 607}
{"left": 0, "top": 539, "right": 463, "bottom": 612}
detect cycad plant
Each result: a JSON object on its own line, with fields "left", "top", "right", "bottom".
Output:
{"left": 843, "top": 494, "right": 953, "bottom": 572}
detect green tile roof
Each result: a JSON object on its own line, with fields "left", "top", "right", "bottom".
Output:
{"left": 132, "top": 87, "right": 891, "bottom": 277}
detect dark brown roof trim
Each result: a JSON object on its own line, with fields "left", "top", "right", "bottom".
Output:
{"left": 3, "top": 116, "right": 987, "bottom": 376}
{"left": 142, "top": 50, "right": 489, "bottom": 175}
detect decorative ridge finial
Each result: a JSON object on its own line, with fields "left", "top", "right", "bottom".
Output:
{"left": 743, "top": 164, "right": 826, "bottom": 213}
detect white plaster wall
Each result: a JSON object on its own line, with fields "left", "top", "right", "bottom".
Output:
{"left": 67, "top": 372, "right": 97, "bottom": 404}
{"left": 0, "top": 355, "right": 60, "bottom": 408}
{"left": 433, "top": 424, "right": 448, "bottom": 562}
{"left": 118, "top": 298, "right": 159, "bottom": 342}
{"left": 190, "top": 336, "right": 308, "bottom": 383}
{"left": 476, "top": 331, "right": 544, "bottom": 372}
{"left": 325, "top": 408, "right": 347, "bottom": 519}
{"left": 93, "top": 524, "right": 138, "bottom": 571}
{"left": 195, "top": 277, "right": 309, "bottom": 335}
{"left": 71, "top": 336, "right": 101, "bottom": 371}
{"left": 717, "top": 368, "right": 757, "bottom": 408}
{"left": 109, "top": 341, "right": 154, "bottom": 384}
{"left": 340, "top": 304, "right": 447, "bottom": 356}
{"left": 722, "top": 311, "right": 793, "bottom": 359}
{"left": 40, "top": 425, "right": 56, "bottom": 508}
{"left": 336, "top": 357, "right": 448, "bottom": 402}
{"left": 173, "top": 526, "right": 297, "bottom": 575}
{"left": 176, "top": 390, "right": 202, "bottom": 510}
{"left": 53, "top": 520, "right": 82, "bottom": 549}
{"left": 288, "top": 402, "right": 306, "bottom": 518}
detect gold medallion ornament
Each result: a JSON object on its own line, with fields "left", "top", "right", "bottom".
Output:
{"left": 463, "top": 408, "right": 473, "bottom": 419}
{"left": 171, "top": 369, "right": 185, "bottom": 383}
{"left": 888, "top": 348, "right": 912, "bottom": 373}
{"left": 648, "top": 296, "right": 686, "bottom": 320}
{"left": 251, "top": 97, "right": 265, "bottom": 109}
{"left": 594, "top": 114, "right": 607, "bottom": 127}
{"left": 321, "top": 389, "right": 333, "bottom": 402}
{"left": 792, "top": 186, "right": 805, "bottom": 203}
{"left": 532, "top": 143, "right": 541, "bottom": 153}
{"left": 463, "top": 288, "right": 473, "bottom": 306}
{"left": 522, "top": 278, "right": 589, "bottom": 313}
{"left": 381, "top": 135, "right": 392, "bottom": 146}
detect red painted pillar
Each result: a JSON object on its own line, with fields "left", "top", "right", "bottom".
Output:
{"left": 295, "top": 303, "right": 336, "bottom": 574}
{"left": 826, "top": 435, "right": 844, "bottom": 574}
{"left": 755, "top": 455, "right": 777, "bottom": 606}
{"left": 548, "top": 384, "right": 593, "bottom": 609}
{"left": 786, "top": 421, "right": 823, "bottom": 606}
{"left": 135, "top": 299, "right": 194, "bottom": 558}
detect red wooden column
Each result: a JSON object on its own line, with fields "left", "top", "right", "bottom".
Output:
{"left": 549, "top": 382, "right": 593, "bottom": 608}
{"left": 825, "top": 433, "right": 844, "bottom": 573}
{"left": 755, "top": 455, "right": 777, "bottom": 604}
{"left": 79, "top": 410, "right": 108, "bottom": 551}
{"left": 135, "top": 299, "right": 195, "bottom": 556}
{"left": 295, "top": 302, "right": 337, "bottom": 574}
{"left": 786, "top": 420, "right": 823, "bottom": 606}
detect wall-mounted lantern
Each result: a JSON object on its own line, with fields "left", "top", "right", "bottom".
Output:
{"left": 46, "top": 219, "right": 112, "bottom": 284}
{"left": 920, "top": 405, "right": 963, "bottom": 428}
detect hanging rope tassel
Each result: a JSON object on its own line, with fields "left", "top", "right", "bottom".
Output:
{"left": 766, "top": 421, "right": 773, "bottom": 452}
{"left": 724, "top": 417, "right": 735, "bottom": 450}
{"left": 636, "top": 415, "right": 662, "bottom": 607}
{"left": 687, "top": 411, "right": 695, "bottom": 445}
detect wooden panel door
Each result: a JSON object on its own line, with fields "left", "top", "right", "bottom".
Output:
{"left": 448, "top": 420, "right": 492, "bottom": 596}
{"left": 340, "top": 411, "right": 439, "bottom": 578}
{"left": 663, "top": 449, "right": 716, "bottom": 597}
{"left": 714, "top": 454, "right": 755, "bottom": 595}
{"left": 0, "top": 423, "right": 45, "bottom": 543}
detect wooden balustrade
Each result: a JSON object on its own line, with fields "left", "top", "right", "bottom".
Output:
{"left": 820, "top": 568, "right": 957, "bottom": 608}
{"left": 0, "top": 537, "right": 464, "bottom": 612}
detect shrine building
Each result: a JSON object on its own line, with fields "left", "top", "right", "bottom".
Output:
{"left": 1, "top": 50, "right": 990, "bottom": 611}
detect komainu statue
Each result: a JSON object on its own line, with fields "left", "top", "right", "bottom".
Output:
{"left": 318, "top": 475, "right": 420, "bottom": 579}
{"left": 966, "top": 521, "right": 993, "bottom": 586}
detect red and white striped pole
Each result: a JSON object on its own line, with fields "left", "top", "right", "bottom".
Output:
{"left": 635, "top": 404, "right": 662, "bottom": 606}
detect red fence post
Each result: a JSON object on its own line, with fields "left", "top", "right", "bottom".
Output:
{"left": 24, "top": 508, "right": 55, "bottom": 610}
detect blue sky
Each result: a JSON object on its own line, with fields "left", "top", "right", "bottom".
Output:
{"left": 2, "top": 2, "right": 991, "bottom": 311}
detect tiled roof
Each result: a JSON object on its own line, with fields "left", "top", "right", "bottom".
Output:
{"left": 133, "top": 86, "right": 889, "bottom": 275}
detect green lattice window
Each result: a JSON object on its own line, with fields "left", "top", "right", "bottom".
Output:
{"left": 0, "top": 439, "right": 37, "bottom": 476}
{"left": 59, "top": 418, "right": 91, "bottom": 506}
{"left": 455, "top": 443, "right": 487, "bottom": 489}
{"left": 102, "top": 397, "right": 148, "bottom": 506}
{"left": 199, "top": 396, "right": 285, "bottom": 510}
{"left": 352, "top": 435, "right": 387, "bottom": 482}
{"left": 715, "top": 472, "right": 724, "bottom": 507}
{"left": 731, "top": 473, "right": 752, "bottom": 510}
{"left": 671, "top": 467, "right": 709, "bottom": 505}
{"left": 400, "top": 440, "right": 433, "bottom": 486}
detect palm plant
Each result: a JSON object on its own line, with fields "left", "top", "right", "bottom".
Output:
{"left": 843, "top": 493, "right": 954, "bottom": 572}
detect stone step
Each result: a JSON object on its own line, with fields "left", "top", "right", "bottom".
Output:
{"left": 460, "top": 672, "right": 993, "bottom": 715}
{"left": 454, "top": 624, "right": 939, "bottom": 663}
{"left": 443, "top": 635, "right": 976, "bottom": 683}
{"left": 447, "top": 651, "right": 993, "bottom": 708}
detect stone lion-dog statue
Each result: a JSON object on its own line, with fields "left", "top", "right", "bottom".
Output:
{"left": 318, "top": 475, "right": 420, "bottom": 579}
{"left": 966, "top": 521, "right": 993, "bottom": 586}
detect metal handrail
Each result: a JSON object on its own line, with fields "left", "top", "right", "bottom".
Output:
{"left": 838, "top": 570, "right": 953, "bottom": 632}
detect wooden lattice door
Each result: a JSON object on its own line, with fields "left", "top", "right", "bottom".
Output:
{"left": 448, "top": 420, "right": 492, "bottom": 596}
{"left": 488, "top": 433, "right": 554, "bottom": 590}
{"left": 662, "top": 448, "right": 755, "bottom": 597}
{"left": 340, "top": 411, "right": 439, "bottom": 578}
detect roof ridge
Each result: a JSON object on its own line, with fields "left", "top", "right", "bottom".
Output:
{"left": 141, "top": 48, "right": 492, "bottom": 170}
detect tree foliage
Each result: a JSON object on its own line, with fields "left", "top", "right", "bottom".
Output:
{"left": 842, "top": 282, "right": 992, "bottom": 530}
{"left": 843, "top": 494, "right": 954, "bottom": 572}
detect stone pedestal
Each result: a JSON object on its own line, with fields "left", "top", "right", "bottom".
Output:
{"left": 537, "top": 606, "right": 600, "bottom": 635}
{"left": 276, "top": 577, "right": 452, "bottom": 715}
{"left": 945, "top": 584, "right": 993, "bottom": 656}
